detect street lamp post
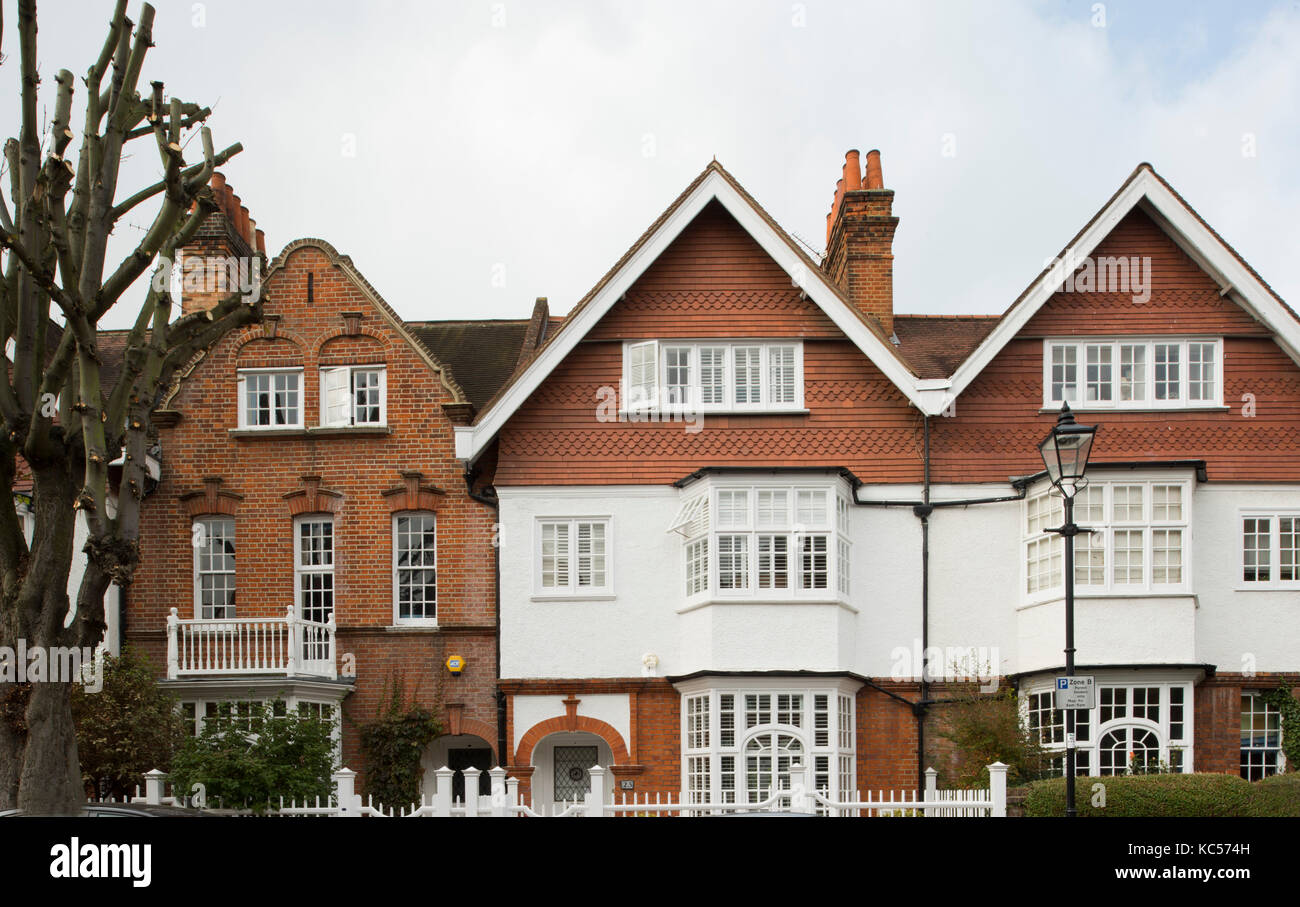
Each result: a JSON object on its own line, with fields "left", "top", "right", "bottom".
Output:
{"left": 1038, "top": 403, "right": 1098, "bottom": 818}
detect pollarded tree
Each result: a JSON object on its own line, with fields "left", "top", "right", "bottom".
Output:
{"left": 0, "top": 0, "right": 261, "bottom": 813}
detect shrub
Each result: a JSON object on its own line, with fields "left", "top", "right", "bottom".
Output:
{"left": 168, "top": 700, "right": 337, "bottom": 813}
{"left": 71, "top": 648, "right": 186, "bottom": 800}
{"left": 933, "top": 684, "right": 1047, "bottom": 787}
{"left": 1024, "top": 772, "right": 1254, "bottom": 817}
{"left": 1248, "top": 773, "right": 1300, "bottom": 817}
{"left": 356, "top": 677, "right": 441, "bottom": 809}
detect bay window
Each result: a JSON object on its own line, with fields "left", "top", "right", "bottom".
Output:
{"left": 1022, "top": 479, "right": 1189, "bottom": 598}
{"left": 1025, "top": 679, "right": 1193, "bottom": 776}
{"left": 676, "top": 482, "right": 851, "bottom": 603}
{"left": 680, "top": 681, "right": 859, "bottom": 813}
{"left": 624, "top": 340, "right": 803, "bottom": 412}
{"left": 1044, "top": 338, "right": 1221, "bottom": 409}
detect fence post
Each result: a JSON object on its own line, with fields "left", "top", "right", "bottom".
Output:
{"left": 434, "top": 766, "right": 455, "bottom": 817}
{"left": 464, "top": 767, "right": 482, "bottom": 817}
{"left": 285, "top": 606, "right": 299, "bottom": 676}
{"left": 789, "top": 760, "right": 816, "bottom": 814}
{"left": 326, "top": 615, "right": 337, "bottom": 679}
{"left": 506, "top": 776, "right": 520, "bottom": 816}
{"left": 334, "top": 768, "right": 358, "bottom": 817}
{"left": 489, "top": 767, "right": 508, "bottom": 817}
{"left": 924, "top": 766, "right": 938, "bottom": 817}
{"left": 585, "top": 766, "right": 607, "bottom": 817}
{"left": 166, "top": 608, "right": 179, "bottom": 679}
{"left": 988, "top": 761, "right": 1008, "bottom": 817}
{"left": 143, "top": 768, "right": 167, "bottom": 806}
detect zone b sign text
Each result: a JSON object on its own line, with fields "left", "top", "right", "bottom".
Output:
{"left": 1054, "top": 675, "right": 1095, "bottom": 709}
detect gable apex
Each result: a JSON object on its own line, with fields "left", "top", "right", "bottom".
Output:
{"left": 943, "top": 164, "right": 1300, "bottom": 409}
{"left": 456, "top": 162, "right": 939, "bottom": 462}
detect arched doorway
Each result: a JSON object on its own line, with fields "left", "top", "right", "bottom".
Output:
{"left": 421, "top": 734, "right": 495, "bottom": 802}
{"left": 530, "top": 731, "right": 615, "bottom": 814}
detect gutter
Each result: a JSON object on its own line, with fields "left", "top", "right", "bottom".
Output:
{"left": 464, "top": 465, "right": 507, "bottom": 768}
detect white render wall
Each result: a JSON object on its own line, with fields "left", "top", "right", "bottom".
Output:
{"left": 497, "top": 480, "right": 1300, "bottom": 680}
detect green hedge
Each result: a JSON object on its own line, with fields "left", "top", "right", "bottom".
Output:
{"left": 1023, "top": 772, "right": 1300, "bottom": 817}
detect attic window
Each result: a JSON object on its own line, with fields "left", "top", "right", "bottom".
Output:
{"left": 1044, "top": 338, "right": 1223, "bottom": 410}
{"left": 320, "top": 365, "right": 386, "bottom": 426}
{"left": 623, "top": 340, "right": 804, "bottom": 413}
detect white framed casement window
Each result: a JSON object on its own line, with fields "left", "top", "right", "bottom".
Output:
{"left": 237, "top": 368, "right": 303, "bottom": 428}
{"left": 678, "top": 482, "right": 851, "bottom": 604}
{"left": 1023, "top": 678, "right": 1194, "bottom": 776}
{"left": 623, "top": 340, "right": 804, "bottom": 413}
{"left": 1043, "top": 338, "right": 1222, "bottom": 410}
{"left": 1021, "top": 479, "right": 1190, "bottom": 600}
{"left": 193, "top": 517, "right": 236, "bottom": 619}
{"left": 294, "top": 517, "right": 334, "bottom": 625}
{"left": 678, "top": 679, "right": 860, "bottom": 814}
{"left": 320, "top": 365, "right": 387, "bottom": 427}
{"left": 534, "top": 517, "right": 612, "bottom": 597}
{"left": 393, "top": 513, "right": 437, "bottom": 624}
{"left": 1239, "top": 511, "right": 1300, "bottom": 588}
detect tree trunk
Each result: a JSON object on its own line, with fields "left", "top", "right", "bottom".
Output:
{"left": 0, "top": 684, "right": 27, "bottom": 809}
{"left": 17, "top": 680, "right": 81, "bottom": 813}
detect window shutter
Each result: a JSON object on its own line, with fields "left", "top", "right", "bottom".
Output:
{"left": 768, "top": 345, "right": 796, "bottom": 404}
{"left": 322, "top": 367, "right": 351, "bottom": 426}
{"left": 626, "top": 341, "right": 658, "bottom": 410}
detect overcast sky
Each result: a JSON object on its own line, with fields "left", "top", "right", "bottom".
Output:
{"left": 5, "top": 0, "right": 1298, "bottom": 329}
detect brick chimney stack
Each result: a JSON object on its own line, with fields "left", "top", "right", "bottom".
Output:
{"left": 178, "top": 171, "right": 267, "bottom": 316}
{"left": 823, "top": 148, "right": 898, "bottom": 335}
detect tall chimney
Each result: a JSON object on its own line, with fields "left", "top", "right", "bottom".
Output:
{"left": 822, "top": 148, "right": 897, "bottom": 335}
{"left": 177, "top": 171, "right": 265, "bottom": 316}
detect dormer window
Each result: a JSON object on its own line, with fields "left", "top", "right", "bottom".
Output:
{"left": 624, "top": 340, "right": 804, "bottom": 412}
{"left": 321, "top": 365, "right": 387, "bottom": 427}
{"left": 237, "top": 369, "right": 303, "bottom": 428}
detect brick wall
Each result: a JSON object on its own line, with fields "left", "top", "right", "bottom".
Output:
{"left": 126, "top": 238, "right": 500, "bottom": 787}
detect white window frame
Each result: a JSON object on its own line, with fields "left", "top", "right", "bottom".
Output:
{"left": 294, "top": 516, "right": 335, "bottom": 626}
{"left": 392, "top": 512, "right": 438, "bottom": 625}
{"left": 1022, "top": 677, "right": 1195, "bottom": 777}
{"left": 1042, "top": 338, "right": 1223, "bottom": 410}
{"left": 319, "top": 364, "right": 387, "bottom": 427}
{"left": 1240, "top": 692, "right": 1285, "bottom": 780}
{"left": 680, "top": 480, "right": 851, "bottom": 606}
{"left": 532, "top": 517, "right": 613, "bottom": 598}
{"left": 1021, "top": 478, "right": 1191, "bottom": 602}
{"left": 1238, "top": 510, "right": 1300, "bottom": 589}
{"left": 193, "top": 516, "right": 236, "bottom": 619}
{"left": 236, "top": 367, "right": 304, "bottom": 429}
{"left": 622, "top": 340, "right": 805, "bottom": 414}
{"left": 678, "top": 678, "right": 860, "bottom": 814}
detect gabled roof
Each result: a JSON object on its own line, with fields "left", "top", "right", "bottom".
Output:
{"left": 454, "top": 160, "right": 939, "bottom": 462}
{"left": 943, "top": 163, "right": 1300, "bottom": 409}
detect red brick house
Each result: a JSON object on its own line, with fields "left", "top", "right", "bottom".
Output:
{"left": 120, "top": 177, "right": 546, "bottom": 797}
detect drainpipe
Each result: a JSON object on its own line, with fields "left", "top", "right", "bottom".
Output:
{"left": 848, "top": 414, "right": 1028, "bottom": 794}
{"left": 464, "top": 465, "right": 507, "bottom": 768}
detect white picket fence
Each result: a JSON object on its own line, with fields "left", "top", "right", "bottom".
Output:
{"left": 122, "top": 761, "right": 1007, "bottom": 818}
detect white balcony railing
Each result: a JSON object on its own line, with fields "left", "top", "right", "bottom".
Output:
{"left": 166, "top": 607, "right": 337, "bottom": 680}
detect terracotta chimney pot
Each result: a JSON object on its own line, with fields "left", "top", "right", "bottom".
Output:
{"left": 865, "top": 149, "right": 884, "bottom": 189}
